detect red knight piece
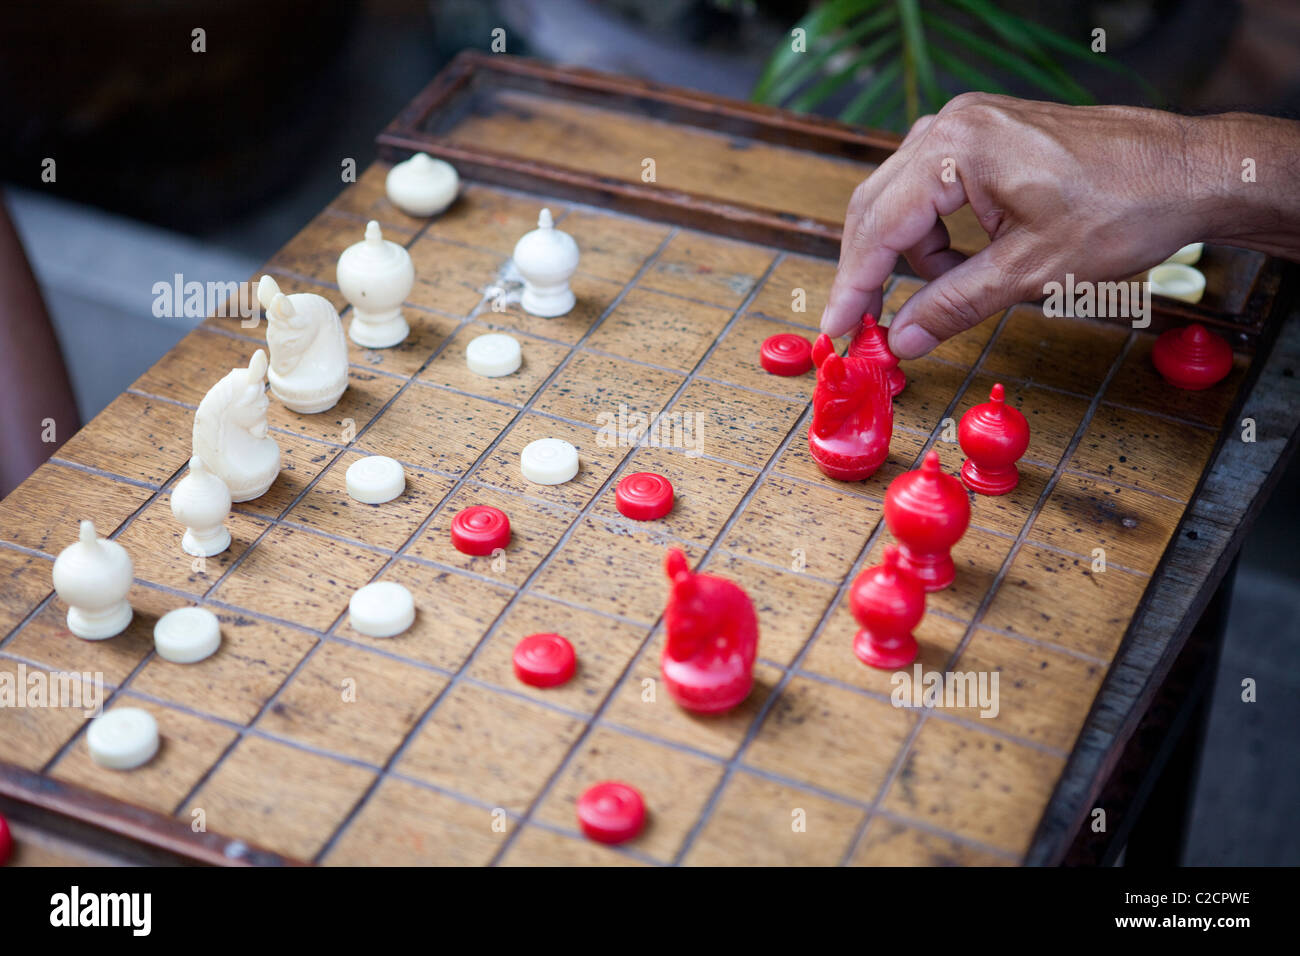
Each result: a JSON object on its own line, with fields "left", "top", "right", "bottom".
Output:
{"left": 884, "top": 451, "right": 971, "bottom": 592}
{"left": 850, "top": 545, "right": 925, "bottom": 669}
{"left": 808, "top": 333, "right": 893, "bottom": 482}
{"left": 847, "top": 313, "right": 906, "bottom": 396}
{"left": 958, "top": 383, "right": 1030, "bottom": 495}
{"left": 661, "top": 548, "right": 759, "bottom": 714}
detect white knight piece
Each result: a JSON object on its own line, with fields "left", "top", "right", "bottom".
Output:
{"left": 193, "top": 348, "right": 281, "bottom": 502}
{"left": 258, "top": 275, "right": 349, "bottom": 413}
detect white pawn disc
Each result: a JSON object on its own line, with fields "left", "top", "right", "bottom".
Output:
{"left": 1148, "top": 263, "right": 1206, "bottom": 304}
{"left": 87, "top": 707, "right": 159, "bottom": 771}
{"left": 349, "top": 581, "right": 415, "bottom": 638}
{"left": 466, "top": 333, "right": 522, "bottom": 378}
{"left": 346, "top": 456, "right": 406, "bottom": 504}
{"left": 520, "top": 438, "right": 579, "bottom": 485}
{"left": 153, "top": 607, "right": 222, "bottom": 664}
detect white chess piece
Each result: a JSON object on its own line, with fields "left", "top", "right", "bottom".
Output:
{"left": 170, "top": 455, "right": 232, "bottom": 557}
{"left": 193, "top": 349, "right": 282, "bottom": 502}
{"left": 52, "top": 520, "right": 134, "bottom": 640}
{"left": 258, "top": 275, "right": 349, "bottom": 412}
{"left": 385, "top": 152, "right": 459, "bottom": 216}
{"left": 514, "top": 208, "right": 579, "bottom": 318}
{"left": 336, "top": 221, "right": 414, "bottom": 349}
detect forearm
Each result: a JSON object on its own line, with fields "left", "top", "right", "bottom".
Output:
{"left": 1191, "top": 112, "right": 1300, "bottom": 262}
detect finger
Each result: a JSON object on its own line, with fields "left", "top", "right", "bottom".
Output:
{"left": 901, "top": 217, "right": 967, "bottom": 281}
{"left": 888, "top": 244, "right": 1033, "bottom": 359}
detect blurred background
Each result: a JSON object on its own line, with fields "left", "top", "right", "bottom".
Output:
{"left": 0, "top": 0, "right": 1297, "bottom": 864}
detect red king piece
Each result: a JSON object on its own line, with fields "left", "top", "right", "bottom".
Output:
{"left": 615, "top": 472, "right": 674, "bottom": 520}
{"left": 661, "top": 548, "right": 759, "bottom": 714}
{"left": 884, "top": 451, "right": 971, "bottom": 592}
{"left": 847, "top": 312, "right": 906, "bottom": 396}
{"left": 958, "top": 383, "right": 1030, "bottom": 496}
{"left": 808, "top": 333, "right": 893, "bottom": 482}
{"left": 760, "top": 333, "right": 814, "bottom": 376}
{"left": 450, "top": 504, "right": 511, "bottom": 555}
{"left": 1151, "top": 323, "right": 1233, "bottom": 390}
{"left": 850, "top": 545, "right": 925, "bottom": 669}
{"left": 577, "top": 780, "right": 646, "bottom": 844}
{"left": 513, "top": 633, "right": 576, "bottom": 687}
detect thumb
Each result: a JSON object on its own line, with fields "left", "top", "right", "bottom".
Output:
{"left": 887, "top": 245, "right": 1034, "bottom": 359}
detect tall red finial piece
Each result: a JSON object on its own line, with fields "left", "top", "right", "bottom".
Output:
{"left": 808, "top": 333, "right": 894, "bottom": 482}
{"left": 958, "top": 382, "right": 1030, "bottom": 496}
{"left": 1151, "top": 322, "right": 1232, "bottom": 390}
{"left": 884, "top": 451, "right": 971, "bottom": 591}
{"left": 847, "top": 312, "right": 906, "bottom": 396}
{"left": 849, "top": 543, "right": 925, "bottom": 669}
{"left": 661, "top": 549, "right": 759, "bottom": 714}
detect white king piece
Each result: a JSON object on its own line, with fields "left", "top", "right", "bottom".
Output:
{"left": 513, "top": 208, "right": 579, "bottom": 318}
{"left": 337, "top": 221, "right": 414, "bottom": 349}
{"left": 52, "top": 520, "right": 134, "bottom": 640}
{"left": 259, "top": 275, "right": 349, "bottom": 412}
{"left": 193, "top": 349, "right": 281, "bottom": 502}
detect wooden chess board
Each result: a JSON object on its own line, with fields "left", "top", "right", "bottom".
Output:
{"left": 1, "top": 56, "right": 1295, "bottom": 867}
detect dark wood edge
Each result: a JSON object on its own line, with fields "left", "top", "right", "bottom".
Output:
{"left": 0, "top": 761, "right": 303, "bottom": 867}
{"left": 1025, "top": 265, "right": 1300, "bottom": 865}
{"left": 379, "top": 53, "right": 1274, "bottom": 346}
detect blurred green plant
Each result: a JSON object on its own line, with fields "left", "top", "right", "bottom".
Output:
{"left": 751, "top": 0, "right": 1152, "bottom": 130}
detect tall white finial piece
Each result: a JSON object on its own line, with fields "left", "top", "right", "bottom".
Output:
{"left": 79, "top": 520, "right": 97, "bottom": 545}
{"left": 365, "top": 220, "right": 383, "bottom": 244}
{"left": 53, "top": 519, "right": 134, "bottom": 640}
{"left": 513, "top": 207, "right": 579, "bottom": 318}
{"left": 538, "top": 208, "right": 554, "bottom": 229}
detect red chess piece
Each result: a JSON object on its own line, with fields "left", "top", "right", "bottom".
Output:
{"left": 847, "top": 312, "right": 906, "bottom": 396}
{"left": 760, "top": 333, "right": 814, "bottom": 376}
{"left": 0, "top": 810, "right": 11, "bottom": 865}
{"left": 1151, "top": 323, "right": 1233, "bottom": 390}
{"left": 849, "top": 545, "right": 925, "bottom": 669}
{"left": 808, "top": 333, "right": 893, "bottom": 482}
{"left": 577, "top": 781, "right": 646, "bottom": 844}
{"left": 884, "top": 450, "right": 971, "bottom": 592}
{"left": 661, "top": 548, "right": 759, "bottom": 714}
{"left": 958, "top": 383, "right": 1030, "bottom": 495}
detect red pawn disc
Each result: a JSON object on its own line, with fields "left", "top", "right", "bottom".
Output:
{"left": 615, "top": 472, "right": 674, "bottom": 521}
{"left": 0, "top": 811, "right": 11, "bottom": 865}
{"left": 760, "top": 333, "right": 813, "bottom": 376}
{"left": 1152, "top": 323, "right": 1232, "bottom": 390}
{"left": 577, "top": 781, "right": 646, "bottom": 844}
{"left": 847, "top": 313, "right": 906, "bottom": 396}
{"left": 450, "top": 505, "right": 511, "bottom": 556}
{"left": 849, "top": 545, "right": 925, "bottom": 669}
{"left": 958, "top": 383, "right": 1030, "bottom": 496}
{"left": 884, "top": 451, "right": 970, "bottom": 592}
{"left": 513, "top": 633, "right": 576, "bottom": 687}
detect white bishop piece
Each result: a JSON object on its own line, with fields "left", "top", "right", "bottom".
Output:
{"left": 52, "top": 520, "right": 134, "bottom": 640}
{"left": 170, "top": 455, "right": 232, "bottom": 557}
{"left": 337, "top": 221, "right": 415, "bottom": 349}
{"left": 259, "top": 275, "right": 350, "bottom": 412}
{"left": 385, "top": 152, "right": 459, "bottom": 217}
{"left": 514, "top": 208, "right": 579, "bottom": 318}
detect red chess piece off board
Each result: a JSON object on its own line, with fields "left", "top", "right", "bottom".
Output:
{"left": 0, "top": 811, "right": 11, "bottom": 865}
{"left": 660, "top": 548, "right": 759, "bottom": 714}
{"left": 958, "top": 383, "right": 1030, "bottom": 496}
{"left": 1152, "top": 323, "right": 1233, "bottom": 390}
{"left": 850, "top": 544, "right": 925, "bottom": 669}
{"left": 884, "top": 451, "right": 970, "bottom": 592}
{"left": 808, "top": 333, "right": 893, "bottom": 482}
{"left": 847, "top": 312, "right": 906, "bottom": 396}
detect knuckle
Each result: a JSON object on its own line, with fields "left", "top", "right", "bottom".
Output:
{"left": 927, "top": 282, "right": 986, "bottom": 331}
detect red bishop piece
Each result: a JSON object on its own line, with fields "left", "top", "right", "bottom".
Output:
{"left": 0, "top": 810, "right": 11, "bottom": 866}
{"left": 450, "top": 504, "right": 511, "bottom": 556}
{"left": 661, "top": 548, "right": 759, "bottom": 714}
{"left": 577, "top": 780, "right": 646, "bottom": 845}
{"left": 1151, "top": 323, "right": 1233, "bottom": 390}
{"left": 958, "top": 383, "right": 1030, "bottom": 496}
{"left": 513, "top": 633, "right": 576, "bottom": 687}
{"left": 884, "top": 450, "right": 971, "bottom": 592}
{"left": 850, "top": 545, "right": 925, "bottom": 670}
{"left": 808, "top": 333, "right": 894, "bottom": 482}
{"left": 615, "top": 472, "right": 674, "bottom": 521}
{"left": 847, "top": 312, "right": 906, "bottom": 396}
{"left": 760, "top": 333, "right": 814, "bottom": 376}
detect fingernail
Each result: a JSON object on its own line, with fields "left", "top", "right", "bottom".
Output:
{"left": 891, "top": 323, "right": 939, "bottom": 359}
